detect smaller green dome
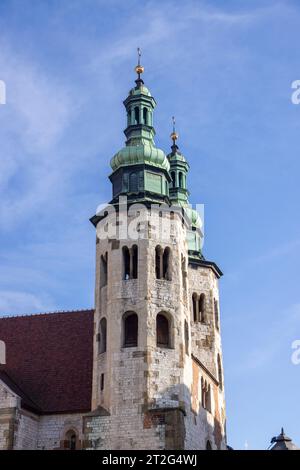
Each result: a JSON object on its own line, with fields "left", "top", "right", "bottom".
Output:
{"left": 167, "top": 149, "right": 188, "bottom": 164}
{"left": 110, "top": 144, "right": 170, "bottom": 172}
{"left": 129, "top": 84, "right": 151, "bottom": 97}
{"left": 167, "top": 144, "right": 189, "bottom": 168}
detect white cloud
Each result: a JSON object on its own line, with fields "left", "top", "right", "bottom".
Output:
{"left": 0, "top": 290, "right": 54, "bottom": 316}
{"left": 0, "top": 40, "right": 80, "bottom": 228}
{"left": 235, "top": 303, "right": 300, "bottom": 372}
{"left": 0, "top": 0, "right": 269, "bottom": 230}
{"left": 0, "top": 43, "right": 75, "bottom": 152}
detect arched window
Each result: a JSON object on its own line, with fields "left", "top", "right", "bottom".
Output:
{"left": 163, "top": 247, "right": 171, "bottom": 280}
{"left": 184, "top": 320, "right": 189, "bottom": 355}
{"left": 143, "top": 107, "right": 148, "bottom": 125}
{"left": 155, "top": 245, "right": 162, "bottom": 279}
{"left": 64, "top": 430, "right": 78, "bottom": 450}
{"left": 192, "top": 293, "right": 198, "bottom": 322}
{"left": 123, "top": 246, "right": 130, "bottom": 280}
{"left": 156, "top": 246, "right": 171, "bottom": 280}
{"left": 199, "top": 294, "right": 206, "bottom": 323}
{"left": 206, "top": 440, "right": 212, "bottom": 450}
{"left": 100, "top": 373, "right": 105, "bottom": 391}
{"left": 123, "top": 245, "right": 138, "bottom": 280}
{"left": 132, "top": 245, "right": 138, "bottom": 279}
{"left": 134, "top": 106, "right": 139, "bottom": 124}
{"left": 179, "top": 172, "right": 183, "bottom": 188}
{"left": 217, "top": 354, "right": 223, "bottom": 390}
{"left": 206, "top": 384, "right": 211, "bottom": 412}
{"left": 201, "top": 377, "right": 205, "bottom": 407}
{"left": 99, "top": 318, "right": 107, "bottom": 354}
{"left": 123, "top": 312, "right": 138, "bottom": 348}
{"left": 100, "top": 252, "right": 108, "bottom": 288}
{"left": 156, "top": 313, "right": 170, "bottom": 348}
{"left": 214, "top": 299, "right": 219, "bottom": 330}
{"left": 201, "top": 378, "right": 211, "bottom": 413}
{"left": 171, "top": 171, "right": 176, "bottom": 188}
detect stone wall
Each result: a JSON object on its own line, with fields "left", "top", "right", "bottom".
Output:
{"left": 37, "top": 413, "right": 86, "bottom": 450}
{"left": 0, "top": 379, "right": 87, "bottom": 450}
{"left": 88, "top": 208, "right": 226, "bottom": 450}
{"left": 0, "top": 380, "right": 18, "bottom": 450}
{"left": 14, "top": 410, "right": 39, "bottom": 450}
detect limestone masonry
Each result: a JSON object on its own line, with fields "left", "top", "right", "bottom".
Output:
{"left": 0, "top": 59, "right": 226, "bottom": 450}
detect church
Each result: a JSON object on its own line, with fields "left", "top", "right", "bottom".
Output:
{"left": 0, "top": 55, "right": 227, "bottom": 450}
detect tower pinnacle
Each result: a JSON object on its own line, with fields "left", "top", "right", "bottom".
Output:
{"left": 170, "top": 116, "right": 179, "bottom": 144}
{"left": 109, "top": 49, "right": 170, "bottom": 204}
{"left": 135, "top": 47, "right": 144, "bottom": 87}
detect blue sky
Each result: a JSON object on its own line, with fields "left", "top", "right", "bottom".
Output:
{"left": 0, "top": 0, "right": 300, "bottom": 450}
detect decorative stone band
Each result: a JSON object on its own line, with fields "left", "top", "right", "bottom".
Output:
{"left": 192, "top": 354, "right": 219, "bottom": 387}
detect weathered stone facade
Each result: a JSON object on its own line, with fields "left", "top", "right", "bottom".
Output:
{"left": 0, "top": 379, "right": 88, "bottom": 450}
{"left": 0, "top": 59, "right": 226, "bottom": 450}
{"left": 85, "top": 208, "right": 226, "bottom": 450}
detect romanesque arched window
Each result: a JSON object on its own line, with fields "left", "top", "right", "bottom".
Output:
{"left": 217, "top": 353, "right": 223, "bottom": 390}
{"left": 100, "top": 252, "right": 108, "bottom": 288}
{"left": 155, "top": 246, "right": 171, "bottom": 280}
{"left": 199, "top": 294, "right": 206, "bottom": 323}
{"left": 100, "top": 373, "right": 105, "bottom": 391}
{"left": 99, "top": 318, "right": 107, "bottom": 354}
{"left": 123, "top": 245, "right": 138, "bottom": 280}
{"left": 155, "top": 245, "right": 162, "bottom": 279}
{"left": 201, "top": 378, "right": 212, "bottom": 413}
{"left": 163, "top": 247, "right": 171, "bottom": 280}
{"left": 123, "top": 312, "right": 138, "bottom": 348}
{"left": 132, "top": 245, "right": 138, "bottom": 279}
{"left": 201, "top": 377, "right": 205, "bottom": 407}
{"left": 206, "top": 384, "right": 212, "bottom": 413}
{"left": 184, "top": 320, "right": 189, "bottom": 355}
{"left": 123, "top": 246, "right": 130, "bottom": 280}
{"left": 192, "top": 293, "right": 198, "bottom": 322}
{"left": 214, "top": 299, "right": 219, "bottom": 330}
{"left": 156, "top": 313, "right": 171, "bottom": 348}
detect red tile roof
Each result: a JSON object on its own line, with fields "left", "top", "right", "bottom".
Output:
{"left": 0, "top": 310, "right": 94, "bottom": 414}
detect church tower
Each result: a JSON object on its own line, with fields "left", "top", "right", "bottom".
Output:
{"left": 85, "top": 52, "right": 227, "bottom": 450}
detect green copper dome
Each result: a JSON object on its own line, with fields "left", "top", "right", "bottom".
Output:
{"left": 167, "top": 147, "right": 188, "bottom": 164}
{"left": 109, "top": 64, "right": 171, "bottom": 204}
{"left": 110, "top": 143, "right": 170, "bottom": 172}
{"left": 129, "top": 84, "right": 152, "bottom": 97}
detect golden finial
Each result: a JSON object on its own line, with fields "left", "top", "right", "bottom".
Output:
{"left": 170, "top": 116, "right": 179, "bottom": 142}
{"left": 135, "top": 47, "right": 144, "bottom": 76}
